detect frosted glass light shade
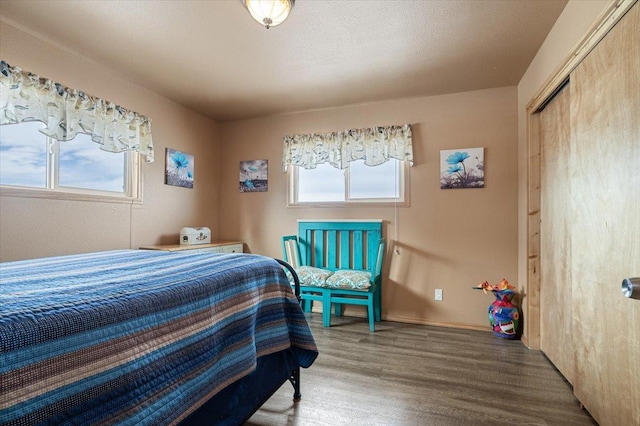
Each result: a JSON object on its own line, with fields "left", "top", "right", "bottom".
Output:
{"left": 242, "top": 0, "right": 295, "bottom": 29}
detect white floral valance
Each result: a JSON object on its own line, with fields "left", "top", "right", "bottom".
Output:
{"left": 282, "top": 124, "right": 412, "bottom": 172}
{"left": 0, "top": 61, "right": 154, "bottom": 163}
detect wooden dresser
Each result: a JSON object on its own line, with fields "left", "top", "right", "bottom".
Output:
{"left": 139, "top": 241, "right": 243, "bottom": 254}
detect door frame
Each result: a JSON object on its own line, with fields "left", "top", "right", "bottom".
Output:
{"left": 523, "top": 0, "right": 636, "bottom": 349}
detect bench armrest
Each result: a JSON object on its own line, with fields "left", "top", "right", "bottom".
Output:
{"left": 282, "top": 235, "right": 302, "bottom": 268}
{"left": 371, "top": 238, "right": 385, "bottom": 283}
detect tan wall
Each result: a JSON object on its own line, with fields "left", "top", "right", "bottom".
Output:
{"left": 0, "top": 21, "right": 220, "bottom": 261}
{"left": 218, "top": 87, "right": 518, "bottom": 329}
{"left": 2, "top": 1, "right": 606, "bottom": 332}
{"left": 516, "top": 0, "right": 609, "bottom": 342}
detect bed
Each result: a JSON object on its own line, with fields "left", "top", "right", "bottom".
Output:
{"left": 0, "top": 249, "right": 318, "bottom": 425}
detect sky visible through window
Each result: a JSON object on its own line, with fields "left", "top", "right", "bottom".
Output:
{"left": 0, "top": 122, "right": 125, "bottom": 193}
{"left": 298, "top": 163, "right": 345, "bottom": 201}
{"left": 58, "top": 133, "right": 125, "bottom": 192}
{"left": 297, "top": 159, "right": 400, "bottom": 202}
{"left": 349, "top": 159, "right": 399, "bottom": 199}
{"left": 0, "top": 122, "right": 47, "bottom": 188}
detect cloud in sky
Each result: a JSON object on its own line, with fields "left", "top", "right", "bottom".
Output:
{"left": 0, "top": 122, "right": 47, "bottom": 188}
{"left": 59, "top": 134, "right": 125, "bottom": 192}
{"left": 0, "top": 123, "right": 125, "bottom": 193}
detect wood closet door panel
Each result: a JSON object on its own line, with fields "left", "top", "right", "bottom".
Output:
{"left": 539, "top": 85, "right": 574, "bottom": 384}
{"left": 569, "top": 4, "right": 639, "bottom": 425}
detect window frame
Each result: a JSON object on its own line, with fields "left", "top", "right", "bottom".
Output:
{"left": 287, "top": 160, "right": 410, "bottom": 207}
{"left": 0, "top": 129, "right": 143, "bottom": 204}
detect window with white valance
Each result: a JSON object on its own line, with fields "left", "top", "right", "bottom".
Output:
{"left": 282, "top": 123, "right": 413, "bottom": 172}
{"left": 283, "top": 124, "right": 413, "bottom": 205}
{"left": 0, "top": 60, "right": 154, "bottom": 163}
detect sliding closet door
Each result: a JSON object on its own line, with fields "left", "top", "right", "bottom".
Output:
{"left": 539, "top": 85, "right": 574, "bottom": 384}
{"left": 569, "top": 4, "right": 639, "bottom": 425}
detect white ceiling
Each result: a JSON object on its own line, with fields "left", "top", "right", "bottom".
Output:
{"left": 0, "top": 0, "right": 568, "bottom": 122}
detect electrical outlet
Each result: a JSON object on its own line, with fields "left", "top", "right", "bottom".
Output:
{"left": 435, "top": 288, "right": 443, "bottom": 301}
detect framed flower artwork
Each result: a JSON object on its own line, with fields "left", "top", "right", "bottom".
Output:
{"left": 440, "top": 147, "right": 484, "bottom": 189}
{"left": 165, "top": 148, "right": 194, "bottom": 189}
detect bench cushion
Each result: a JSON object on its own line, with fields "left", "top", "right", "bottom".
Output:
{"left": 324, "top": 269, "right": 371, "bottom": 291}
{"left": 295, "top": 266, "right": 334, "bottom": 287}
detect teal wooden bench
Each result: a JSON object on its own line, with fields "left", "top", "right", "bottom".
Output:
{"left": 282, "top": 220, "right": 385, "bottom": 332}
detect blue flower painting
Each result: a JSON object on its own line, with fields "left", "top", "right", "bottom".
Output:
{"left": 165, "top": 148, "right": 194, "bottom": 188}
{"left": 440, "top": 147, "right": 484, "bottom": 189}
{"left": 239, "top": 160, "right": 268, "bottom": 192}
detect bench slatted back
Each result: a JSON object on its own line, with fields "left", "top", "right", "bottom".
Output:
{"left": 298, "top": 220, "right": 382, "bottom": 273}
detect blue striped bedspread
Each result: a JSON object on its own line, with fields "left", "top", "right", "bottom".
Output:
{"left": 0, "top": 250, "right": 318, "bottom": 425}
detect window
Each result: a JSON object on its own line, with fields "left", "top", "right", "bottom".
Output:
{"left": 0, "top": 122, "right": 141, "bottom": 201}
{"left": 290, "top": 159, "right": 408, "bottom": 205}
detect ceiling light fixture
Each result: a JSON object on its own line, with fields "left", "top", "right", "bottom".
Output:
{"left": 241, "top": 0, "right": 295, "bottom": 29}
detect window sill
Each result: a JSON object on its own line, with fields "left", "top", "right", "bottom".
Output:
{"left": 0, "top": 186, "right": 142, "bottom": 204}
{"left": 287, "top": 200, "right": 409, "bottom": 208}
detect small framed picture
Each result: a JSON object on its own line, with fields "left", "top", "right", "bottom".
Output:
{"left": 239, "top": 160, "right": 268, "bottom": 192}
{"left": 165, "top": 148, "right": 194, "bottom": 189}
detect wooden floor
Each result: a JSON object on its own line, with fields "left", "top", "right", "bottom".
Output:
{"left": 247, "top": 315, "right": 595, "bottom": 425}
